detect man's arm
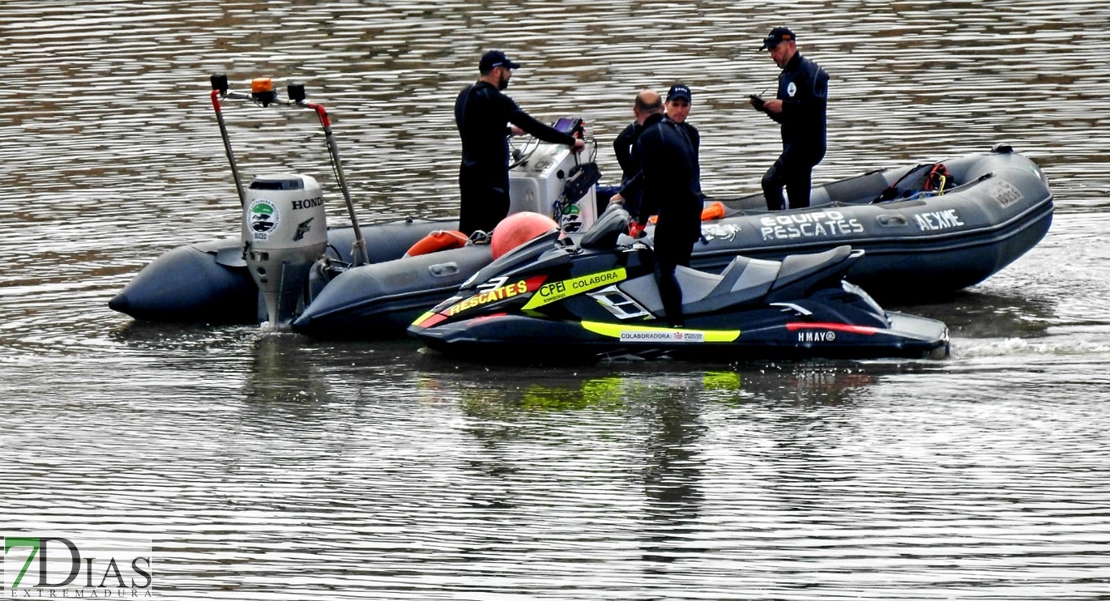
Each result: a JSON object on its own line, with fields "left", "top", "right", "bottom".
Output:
{"left": 508, "top": 108, "right": 578, "bottom": 146}
{"left": 633, "top": 126, "right": 664, "bottom": 226}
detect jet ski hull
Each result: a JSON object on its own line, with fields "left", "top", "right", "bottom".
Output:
{"left": 416, "top": 312, "right": 949, "bottom": 363}
{"left": 409, "top": 220, "right": 950, "bottom": 364}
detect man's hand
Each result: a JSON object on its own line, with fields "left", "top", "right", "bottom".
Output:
{"left": 510, "top": 125, "right": 525, "bottom": 136}
{"left": 571, "top": 138, "right": 586, "bottom": 153}
{"left": 608, "top": 193, "right": 624, "bottom": 205}
{"left": 762, "top": 99, "right": 783, "bottom": 114}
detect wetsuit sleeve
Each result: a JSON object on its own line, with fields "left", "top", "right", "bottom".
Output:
{"left": 507, "top": 106, "right": 578, "bottom": 146}
{"left": 618, "top": 171, "right": 643, "bottom": 204}
{"left": 685, "top": 123, "right": 703, "bottom": 196}
{"left": 633, "top": 126, "right": 663, "bottom": 225}
{"left": 613, "top": 122, "right": 637, "bottom": 176}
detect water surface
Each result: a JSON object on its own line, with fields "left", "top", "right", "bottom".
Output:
{"left": 2, "top": 1, "right": 1109, "bottom": 599}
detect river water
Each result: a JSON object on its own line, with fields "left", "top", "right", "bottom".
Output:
{"left": 2, "top": 1, "right": 1109, "bottom": 599}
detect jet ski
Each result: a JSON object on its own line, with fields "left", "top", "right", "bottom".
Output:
{"left": 408, "top": 206, "right": 950, "bottom": 363}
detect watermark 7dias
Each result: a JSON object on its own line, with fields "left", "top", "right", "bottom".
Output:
{"left": 3, "top": 533, "right": 153, "bottom": 597}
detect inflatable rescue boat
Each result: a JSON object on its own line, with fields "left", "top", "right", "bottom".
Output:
{"left": 109, "top": 76, "right": 1053, "bottom": 340}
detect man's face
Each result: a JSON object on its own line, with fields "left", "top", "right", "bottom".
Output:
{"left": 497, "top": 66, "right": 512, "bottom": 90}
{"left": 769, "top": 41, "right": 795, "bottom": 69}
{"left": 666, "top": 98, "right": 691, "bottom": 123}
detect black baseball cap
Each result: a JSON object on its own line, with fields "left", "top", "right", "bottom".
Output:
{"left": 479, "top": 50, "right": 520, "bottom": 72}
{"left": 759, "top": 27, "right": 795, "bottom": 50}
{"left": 666, "top": 84, "right": 692, "bottom": 102}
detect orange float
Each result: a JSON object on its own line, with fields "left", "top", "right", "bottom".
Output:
{"left": 404, "top": 230, "right": 469, "bottom": 257}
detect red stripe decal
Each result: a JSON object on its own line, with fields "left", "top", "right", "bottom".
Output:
{"left": 785, "top": 322, "right": 880, "bottom": 336}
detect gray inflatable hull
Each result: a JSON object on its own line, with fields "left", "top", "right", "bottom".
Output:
{"left": 109, "top": 218, "right": 458, "bottom": 324}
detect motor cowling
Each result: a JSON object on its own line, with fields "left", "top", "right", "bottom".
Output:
{"left": 242, "top": 174, "right": 328, "bottom": 327}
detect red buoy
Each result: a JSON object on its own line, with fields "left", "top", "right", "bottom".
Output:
{"left": 490, "top": 212, "right": 559, "bottom": 259}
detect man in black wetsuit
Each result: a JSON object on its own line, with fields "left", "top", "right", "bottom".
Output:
{"left": 612, "top": 122, "right": 643, "bottom": 186}
{"left": 609, "top": 83, "right": 702, "bottom": 215}
{"left": 750, "top": 27, "right": 829, "bottom": 211}
{"left": 454, "top": 50, "right": 586, "bottom": 237}
{"left": 663, "top": 83, "right": 702, "bottom": 198}
{"left": 620, "top": 89, "right": 702, "bottom": 328}
{"left": 608, "top": 90, "right": 655, "bottom": 216}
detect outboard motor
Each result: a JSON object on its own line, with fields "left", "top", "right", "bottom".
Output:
{"left": 242, "top": 174, "right": 328, "bottom": 327}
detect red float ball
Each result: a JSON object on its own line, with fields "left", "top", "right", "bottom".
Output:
{"left": 490, "top": 212, "right": 560, "bottom": 259}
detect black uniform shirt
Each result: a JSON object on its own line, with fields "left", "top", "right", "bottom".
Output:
{"left": 454, "top": 81, "right": 577, "bottom": 178}
{"left": 771, "top": 52, "right": 829, "bottom": 151}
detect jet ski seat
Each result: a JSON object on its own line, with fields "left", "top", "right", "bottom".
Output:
{"left": 676, "top": 255, "right": 782, "bottom": 314}
{"left": 617, "top": 246, "right": 856, "bottom": 317}
{"left": 618, "top": 254, "right": 781, "bottom": 316}
{"left": 770, "top": 245, "right": 854, "bottom": 291}
{"left": 581, "top": 204, "right": 631, "bottom": 250}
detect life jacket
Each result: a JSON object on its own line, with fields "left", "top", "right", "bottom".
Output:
{"left": 404, "top": 230, "right": 469, "bottom": 257}
{"left": 700, "top": 201, "right": 727, "bottom": 221}
{"left": 922, "top": 163, "right": 950, "bottom": 193}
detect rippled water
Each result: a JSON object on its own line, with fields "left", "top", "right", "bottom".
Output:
{"left": 2, "top": 1, "right": 1110, "bottom": 599}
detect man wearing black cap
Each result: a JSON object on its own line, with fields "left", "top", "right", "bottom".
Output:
{"left": 750, "top": 27, "right": 829, "bottom": 211}
{"left": 664, "top": 83, "right": 702, "bottom": 197}
{"left": 454, "top": 50, "right": 586, "bottom": 237}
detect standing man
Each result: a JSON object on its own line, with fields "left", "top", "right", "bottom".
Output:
{"left": 454, "top": 50, "right": 586, "bottom": 236}
{"left": 663, "top": 83, "right": 702, "bottom": 198}
{"left": 623, "top": 89, "right": 702, "bottom": 328}
{"left": 750, "top": 27, "right": 829, "bottom": 211}
{"left": 609, "top": 83, "right": 703, "bottom": 216}
{"left": 609, "top": 90, "right": 654, "bottom": 217}
{"left": 612, "top": 108, "right": 644, "bottom": 211}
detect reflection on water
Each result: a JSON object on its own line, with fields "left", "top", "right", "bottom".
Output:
{"left": 3, "top": 1, "right": 1110, "bottom": 599}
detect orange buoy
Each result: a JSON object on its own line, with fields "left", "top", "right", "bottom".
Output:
{"left": 404, "top": 229, "right": 469, "bottom": 257}
{"left": 490, "top": 212, "right": 559, "bottom": 259}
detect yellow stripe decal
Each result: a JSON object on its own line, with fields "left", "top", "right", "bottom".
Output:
{"left": 581, "top": 321, "right": 740, "bottom": 343}
{"left": 522, "top": 268, "right": 627, "bottom": 310}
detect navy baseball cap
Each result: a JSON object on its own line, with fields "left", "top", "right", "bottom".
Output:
{"left": 759, "top": 27, "right": 795, "bottom": 50}
{"left": 666, "top": 84, "right": 692, "bottom": 102}
{"left": 479, "top": 50, "right": 520, "bottom": 72}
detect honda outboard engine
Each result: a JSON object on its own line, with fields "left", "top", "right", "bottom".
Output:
{"left": 242, "top": 174, "right": 327, "bottom": 327}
